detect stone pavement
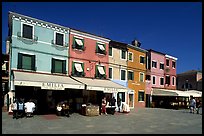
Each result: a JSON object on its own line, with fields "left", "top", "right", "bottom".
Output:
{"left": 2, "top": 108, "right": 202, "bottom": 134}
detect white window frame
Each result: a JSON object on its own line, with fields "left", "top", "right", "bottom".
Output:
{"left": 159, "top": 62, "right": 164, "bottom": 70}
{"left": 152, "top": 60, "right": 157, "bottom": 69}
{"left": 120, "top": 69, "right": 127, "bottom": 81}
{"left": 109, "top": 46, "right": 113, "bottom": 57}
{"left": 138, "top": 90, "right": 145, "bottom": 102}
{"left": 160, "top": 77, "right": 164, "bottom": 85}
{"left": 139, "top": 55, "right": 145, "bottom": 65}
{"left": 54, "top": 31, "right": 65, "bottom": 46}
{"left": 152, "top": 75, "right": 156, "bottom": 85}
{"left": 120, "top": 50, "right": 127, "bottom": 60}
{"left": 128, "top": 52, "right": 133, "bottom": 62}
{"left": 21, "top": 22, "right": 34, "bottom": 39}
{"left": 172, "top": 60, "right": 176, "bottom": 69}
{"left": 128, "top": 70, "right": 134, "bottom": 80}
{"left": 166, "top": 58, "right": 170, "bottom": 67}
{"left": 108, "top": 67, "right": 113, "bottom": 79}
{"left": 139, "top": 72, "right": 144, "bottom": 82}
{"left": 172, "top": 76, "right": 175, "bottom": 86}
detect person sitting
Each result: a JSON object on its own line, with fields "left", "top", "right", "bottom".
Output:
{"left": 24, "top": 99, "right": 35, "bottom": 117}
{"left": 11, "top": 99, "right": 18, "bottom": 119}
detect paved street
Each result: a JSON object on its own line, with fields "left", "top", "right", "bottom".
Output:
{"left": 2, "top": 108, "right": 202, "bottom": 134}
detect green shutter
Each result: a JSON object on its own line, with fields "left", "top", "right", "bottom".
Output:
{"left": 103, "top": 44, "right": 106, "bottom": 54}
{"left": 31, "top": 55, "right": 35, "bottom": 71}
{"left": 103, "top": 66, "right": 106, "bottom": 78}
{"left": 132, "top": 72, "right": 134, "bottom": 80}
{"left": 96, "top": 43, "right": 98, "bottom": 53}
{"left": 72, "top": 61, "right": 75, "bottom": 74}
{"left": 17, "top": 53, "right": 22, "bottom": 69}
{"left": 95, "top": 65, "right": 98, "bottom": 77}
{"left": 62, "top": 60, "right": 66, "bottom": 74}
{"left": 51, "top": 58, "right": 55, "bottom": 73}
{"left": 82, "top": 39, "right": 84, "bottom": 50}
{"left": 72, "top": 37, "right": 76, "bottom": 48}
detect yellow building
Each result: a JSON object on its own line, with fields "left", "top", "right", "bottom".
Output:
{"left": 127, "top": 41, "right": 147, "bottom": 108}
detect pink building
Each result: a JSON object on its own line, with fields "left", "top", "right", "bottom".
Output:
{"left": 146, "top": 49, "right": 165, "bottom": 89}
{"left": 164, "top": 54, "right": 178, "bottom": 90}
{"left": 69, "top": 29, "right": 110, "bottom": 78}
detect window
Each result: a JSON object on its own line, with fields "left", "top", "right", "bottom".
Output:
{"left": 51, "top": 58, "right": 66, "bottom": 74}
{"left": 95, "top": 65, "right": 106, "bottom": 79}
{"left": 120, "top": 69, "right": 126, "bottom": 81}
{"left": 128, "top": 71, "right": 134, "bottom": 80}
{"left": 72, "top": 37, "right": 84, "bottom": 50}
{"left": 160, "top": 63, "right": 164, "bottom": 70}
{"left": 140, "top": 56, "right": 145, "bottom": 64}
{"left": 172, "top": 77, "right": 175, "bottom": 86}
{"left": 165, "top": 76, "right": 170, "bottom": 85}
{"left": 17, "top": 53, "right": 36, "bottom": 71}
{"left": 109, "top": 67, "right": 113, "bottom": 79}
{"left": 160, "top": 77, "right": 164, "bottom": 85}
{"left": 109, "top": 46, "right": 113, "bottom": 56}
{"left": 71, "top": 61, "right": 84, "bottom": 77}
{"left": 121, "top": 50, "right": 126, "bottom": 60}
{"left": 152, "top": 76, "right": 156, "bottom": 85}
{"left": 152, "top": 61, "right": 157, "bottom": 68}
{"left": 138, "top": 91, "right": 144, "bottom": 101}
{"left": 96, "top": 43, "right": 106, "bottom": 55}
{"left": 56, "top": 33, "right": 64, "bottom": 46}
{"left": 139, "top": 72, "right": 144, "bottom": 82}
{"left": 128, "top": 52, "right": 133, "bottom": 61}
{"left": 166, "top": 59, "right": 169, "bottom": 66}
{"left": 172, "top": 61, "right": 176, "bottom": 68}
{"left": 23, "top": 24, "right": 33, "bottom": 39}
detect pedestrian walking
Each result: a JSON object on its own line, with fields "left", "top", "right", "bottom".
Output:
{"left": 101, "top": 97, "right": 107, "bottom": 115}
{"left": 189, "top": 95, "right": 196, "bottom": 114}
{"left": 196, "top": 98, "right": 201, "bottom": 114}
{"left": 117, "top": 97, "right": 122, "bottom": 112}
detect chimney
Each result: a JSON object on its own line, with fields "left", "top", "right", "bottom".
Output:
{"left": 131, "top": 40, "right": 141, "bottom": 47}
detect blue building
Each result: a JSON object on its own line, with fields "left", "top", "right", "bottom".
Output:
{"left": 7, "top": 12, "right": 84, "bottom": 114}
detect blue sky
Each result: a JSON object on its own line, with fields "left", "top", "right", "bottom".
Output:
{"left": 2, "top": 2, "right": 202, "bottom": 74}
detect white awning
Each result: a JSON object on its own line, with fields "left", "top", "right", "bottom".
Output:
{"left": 13, "top": 71, "right": 85, "bottom": 90}
{"left": 152, "top": 88, "right": 198, "bottom": 97}
{"left": 74, "top": 63, "right": 83, "bottom": 72}
{"left": 98, "top": 66, "right": 105, "bottom": 75}
{"left": 72, "top": 77, "right": 130, "bottom": 93}
{"left": 98, "top": 44, "right": 105, "bottom": 51}
{"left": 75, "top": 39, "right": 83, "bottom": 46}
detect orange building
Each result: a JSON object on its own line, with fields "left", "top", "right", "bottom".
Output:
{"left": 127, "top": 40, "right": 147, "bottom": 108}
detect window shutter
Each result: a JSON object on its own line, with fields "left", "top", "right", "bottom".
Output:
{"left": 103, "top": 44, "right": 106, "bottom": 54}
{"left": 51, "top": 58, "right": 55, "bottom": 73}
{"left": 95, "top": 65, "right": 98, "bottom": 77}
{"left": 72, "top": 37, "right": 76, "bottom": 48}
{"left": 62, "top": 60, "right": 66, "bottom": 74}
{"left": 96, "top": 43, "right": 99, "bottom": 53}
{"left": 17, "top": 53, "right": 22, "bottom": 69}
{"left": 31, "top": 55, "right": 36, "bottom": 71}
{"left": 82, "top": 39, "right": 84, "bottom": 50}
{"left": 72, "top": 61, "right": 75, "bottom": 74}
{"left": 103, "top": 66, "right": 106, "bottom": 78}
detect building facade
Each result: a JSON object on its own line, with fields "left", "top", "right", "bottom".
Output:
{"left": 127, "top": 40, "right": 147, "bottom": 108}
{"left": 177, "top": 70, "right": 202, "bottom": 91}
{"left": 7, "top": 12, "right": 85, "bottom": 114}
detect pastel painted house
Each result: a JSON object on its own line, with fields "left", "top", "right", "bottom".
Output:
{"left": 127, "top": 40, "right": 147, "bottom": 108}
{"left": 7, "top": 12, "right": 85, "bottom": 114}
{"left": 108, "top": 40, "right": 133, "bottom": 109}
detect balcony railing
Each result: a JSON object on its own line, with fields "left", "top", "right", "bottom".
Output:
{"left": 17, "top": 32, "right": 38, "bottom": 43}
{"left": 51, "top": 40, "right": 68, "bottom": 47}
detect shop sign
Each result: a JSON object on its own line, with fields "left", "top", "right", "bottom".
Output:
{"left": 41, "top": 82, "right": 64, "bottom": 90}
